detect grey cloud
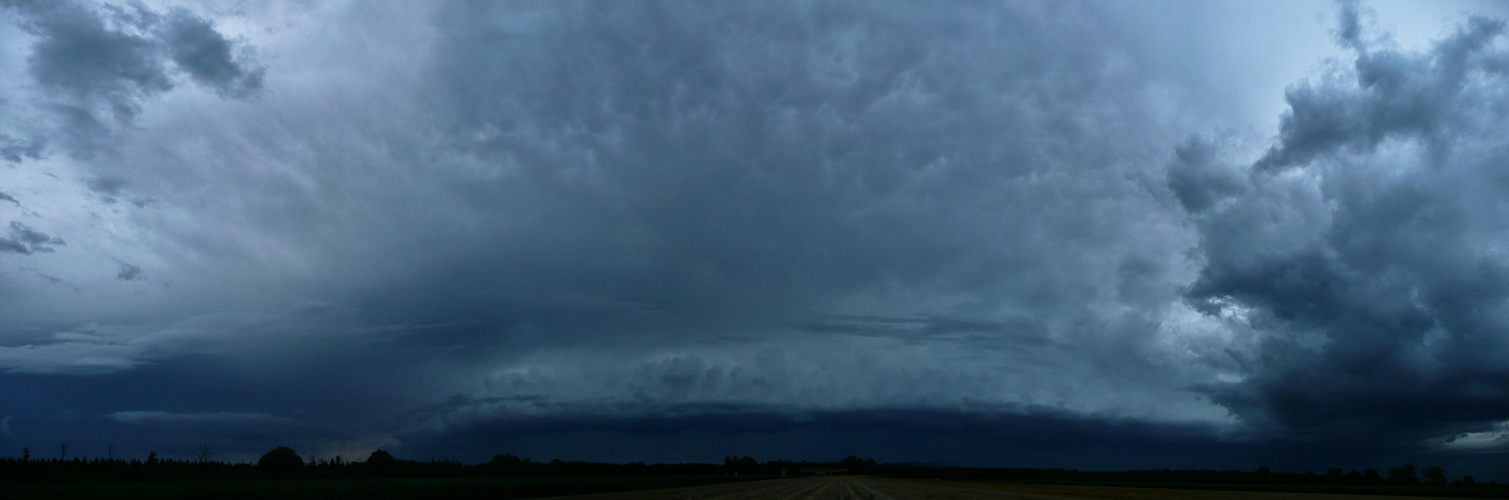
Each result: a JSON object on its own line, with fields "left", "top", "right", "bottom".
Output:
{"left": 1255, "top": 13, "right": 1506, "bottom": 170}
{"left": 23, "top": 268, "right": 71, "bottom": 289}
{"left": 793, "top": 314, "right": 1056, "bottom": 350}
{"left": 1179, "top": 10, "right": 1509, "bottom": 444}
{"left": 1165, "top": 137, "right": 1247, "bottom": 214}
{"left": 395, "top": 400, "right": 1278, "bottom": 470}
{"left": 0, "top": 238, "right": 25, "bottom": 254}
{"left": 164, "top": 8, "right": 263, "bottom": 99}
{"left": 797, "top": 314, "right": 1017, "bottom": 336}
{"left": 0, "top": 0, "right": 262, "bottom": 158}
{"left": 86, "top": 176, "right": 126, "bottom": 194}
{"left": 0, "top": 341, "right": 144, "bottom": 374}
{"left": 0, "top": 190, "right": 18, "bottom": 205}
{"left": 103, "top": 410, "right": 344, "bottom": 456}
{"left": 1334, "top": 0, "right": 1366, "bottom": 52}
{"left": 18, "top": 0, "right": 171, "bottom": 120}
{"left": 35, "top": 1, "right": 1212, "bottom": 455}
{"left": 109, "top": 410, "right": 294, "bottom": 427}
{"left": 0, "top": 132, "right": 45, "bottom": 163}
{"left": 116, "top": 260, "right": 141, "bottom": 281}
{"left": 0, "top": 309, "right": 352, "bottom": 376}
{"left": 0, "top": 221, "right": 64, "bottom": 254}
{"left": 19, "top": 0, "right": 1500, "bottom": 472}
{"left": 405, "top": 1, "right": 1193, "bottom": 341}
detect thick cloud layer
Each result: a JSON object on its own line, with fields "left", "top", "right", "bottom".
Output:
{"left": 1179, "top": 4, "right": 1509, "bottom": 449}
{"left": 3, "top": 0, "right": 1509, "bottom": 474}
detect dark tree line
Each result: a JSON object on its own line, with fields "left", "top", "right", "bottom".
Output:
{"left": 886, "top": 463, "right": 1480, "bottom": 488}
{"left": 0, "top": 447, "right": 800, "bottom": 482}
{"left": 0, "top": 444, "right": 1498, "bottom": 494}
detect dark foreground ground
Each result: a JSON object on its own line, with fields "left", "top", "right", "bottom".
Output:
{"left": 546, "top": 476, "right": 1485, "bottom": 500}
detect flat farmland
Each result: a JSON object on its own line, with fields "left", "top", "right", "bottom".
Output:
{"left": 545, "top": 476, "right": 1457, "bottom": 500}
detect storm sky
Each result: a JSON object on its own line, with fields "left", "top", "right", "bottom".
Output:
{"left": 6, "top": 0, "right": 1509, "bottom": 476}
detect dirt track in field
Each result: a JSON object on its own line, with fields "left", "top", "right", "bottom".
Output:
{"left": 541, "top": 476, "right": 1451, "bottom": 500}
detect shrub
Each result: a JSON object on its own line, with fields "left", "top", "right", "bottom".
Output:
{"left": 257, "top": 446, "right": 303, "bottom": 479}
{"left": 366, "top": 449, "right": 396, "bottom": 477}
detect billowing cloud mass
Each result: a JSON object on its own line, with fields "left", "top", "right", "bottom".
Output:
{"left": 1180, "top": 6, "right": 1509, "bottom": 447}
{"left": 3, "top": 0, "right": 1509, "bottom": 475}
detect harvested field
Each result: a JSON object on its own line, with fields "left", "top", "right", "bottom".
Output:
{"left": 544, "top": 476, "right": 1453, "bottom": 500}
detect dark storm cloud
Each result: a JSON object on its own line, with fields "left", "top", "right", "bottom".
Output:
{"left": 1177, "top": 11, "right": 1509, "bottom": 447}
{"left": 792, "top": 314, "right": 1060, "bottom": 353}
{"left": 115, "top": 260, "right": 141, "bottom": 281}
{"left": 403, "top": 0, "right": 1190, "bottom": 343}
{"left": 400, "top": 394, "right": 1223, "bottom": 446}
{"left": 0, "top": 358, "right": 371, "bottom": 461}
{"left": 1165, "top": 138, "right": 1246, "bottom": 214}
{"left": 19, "top": 0, "right": 1507, "bottom": 473}
{"left": 0, "top": 190, "right": 18, "bottom": 206}
{"left": 85, "top": 176, "right": 125, "bottom": 194}
{"left": 393, "top": 395, "right": 1238, "bottom": 466}
{"left": 163, "top": 8, "right": 263, "bottom": 99}
{"left": 0, "top": 221, "right": 63, "bottom": 254}
{"left": 795, "top": 314, "right": 1028, "bottom": 337}
{"left": 1255, "top": 8, "right": 1506, "bottom": 171}
{"left": 1334, "top": 0, "right": 1366, "bottom": 52}
{"left": 0, "top": 0, "right": 261, "bottom": 158}
{"left": 397, "top": 400, "right": 1497, "bottom": 474}
{"left": 109, "top": 410, "right": 296, "bottom": 428}
{"left": 8, "top": 0, "right": 171, "bottom": 159}
{"left": 137, "top": 0, "right": 1209, "bottom": 462}
{"left": 0, "top": 132, "right": 44, "bottom": 163}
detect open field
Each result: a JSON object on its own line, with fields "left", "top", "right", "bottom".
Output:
{"left": 546, "top": 476, "right": 1468, "bottom": 500}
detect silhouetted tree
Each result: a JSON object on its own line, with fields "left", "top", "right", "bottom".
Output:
{"left": 1462, "top": 475, "right": 1476, "bottom": 486}
{"left": 840, "top": 455, "right": 877, "bottom": 473}
{"left": 1387, "top": 463, "right": 1420, "bottom": 485}
{"left": 366, "top": 449, "right": 396, "bottom": 477}
{"left": 1326, "top": 467, "right": 1344, "bottom": 484}
{"left": 106, "top": 442, "right": 116, "bottom": 461}
{"left": 20, "top": 447, "right": 28, "bottom": 462}
{"left": 196, "top": 444, "right": 212, "bottom": 463}
{"left": 258, "top": 446, "right": 304, "bottom": 479}
{"left": 59, "top": 442, "right": 70, "bottom": 460}
{"left": 1256, "top": 466, "right": 1271, "bottom": 483}
{"left": 1363, "top": 467, "right": 1381, "bottom": 485}
{"left": 487, "top": 453, "right": 523, "bottom": 476}
{"left": 736, "top": 456, "right": 758, "bottom": 475}
{"left": 1423, "top": 465, "right": 1446, "bottom": 486}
